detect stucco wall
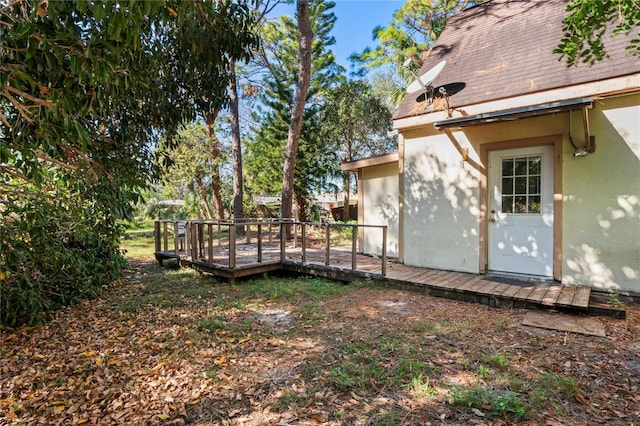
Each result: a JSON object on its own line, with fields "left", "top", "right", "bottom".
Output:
{"left": 402, "top": 129, "right": 481, "bottom": 273}
{"left": 362, "top": 162, "right": 399, "bottom": 257}
{"left": 560, "top": 94, "right": 640, "bottom": 294}
{"left": 398, "top": 93, "right": 639, "bottom": 293}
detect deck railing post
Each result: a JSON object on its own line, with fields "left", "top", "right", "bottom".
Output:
{"left": 163, "top": 221, "right": 169, "bottom": 252}
{"left": 325, "top": 224, "right": 331, "bottom": 266}
{"left": 293, "top": 223, "right": 297, "bottom": 248}
{"left": 184, "top": 222, "right": 191, "bottom": 258}
{"left": 217, "top": 222, "right": 222, "bottom": 249}
{"left": 257, "top": 224, "right": 263, "bottom": 263}
{"left": 301, "top": 223, "right": 307, "bottom": 264}
{"left": 352, "top": 225, "right": 357, "bottom": 270}
{"left": 198, "top": 222, "right": 204, "bottom": 260}
{"left": 173, "top": 222, "right": 179, "bottom": 255}
{"left": 229, "top": 224, "right": 236, "bottom": 269}
{"left": 382, "top": 226, "right": 387, "bottom": 276}
{"left": 154, "top": 221, "right": 161, "bottom": 253}
{"left": 192, "top": 222, "right": 198, "bottom": 260}
{"left": 207, "top": 223, "right": 213, "bottom": 262}
{"left": 279, "top": 221, "right": 286, "bottom": 262}
{"left": 268, "top": 221, "right": 273, "bottom": 245}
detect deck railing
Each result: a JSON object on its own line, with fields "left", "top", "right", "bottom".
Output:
{"left": 154, "top": 218, "right": 387, "bottom": 277}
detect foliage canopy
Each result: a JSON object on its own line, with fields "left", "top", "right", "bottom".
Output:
{"left": 0, "top": 0, "right": 259, "bottom": 326}
{"left": 555, "top": 0, "right": 640, "bottom": 66}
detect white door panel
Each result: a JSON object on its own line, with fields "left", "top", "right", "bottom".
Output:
{"left": 488, "top": 145, "right": 554, "bottom": 277}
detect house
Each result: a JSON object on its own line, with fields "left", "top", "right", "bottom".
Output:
{"left": 342, "top": 0, "right": 640, "bottom": 295}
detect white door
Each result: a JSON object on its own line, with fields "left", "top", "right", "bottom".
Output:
{"left": 488, "top": 145, "right": 554, "bottom": 277}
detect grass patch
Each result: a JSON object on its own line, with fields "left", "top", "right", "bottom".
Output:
{"left": 408, "top": 374, "right": 437, "bottom": 400}
{"left": 451, "top": 385, "right": 526, "bottom": 418}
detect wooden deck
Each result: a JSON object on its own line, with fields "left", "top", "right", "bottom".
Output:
{"left": 382, "top": 262, "right": 592, "bottom": 312}
{"left": 153, "top": 220, "right": 608, "bottom": 315}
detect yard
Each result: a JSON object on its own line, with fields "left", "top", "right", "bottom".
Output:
{"left": 1, "top": 233, "right": 638, "bottom": 425}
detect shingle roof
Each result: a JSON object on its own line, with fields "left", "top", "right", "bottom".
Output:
{"left": 394, "top": 0, "right": 640, "bottom": 120}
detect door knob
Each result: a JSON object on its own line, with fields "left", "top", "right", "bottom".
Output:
{"left": 490, "top": 209, "right": 497, "bottom": 223}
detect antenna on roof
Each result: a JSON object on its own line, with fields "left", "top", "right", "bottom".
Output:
{"left": 404, "top": 60, "right": 447, "bottom": 106}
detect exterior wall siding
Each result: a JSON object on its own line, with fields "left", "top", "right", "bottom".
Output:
{"left": 560, "top": 94, "right": 640, "bottom": 294}
{"left": 362, "top": 162, "right": 399, "bottom": 258}
{"left": 402, "top": 129, "right": 481, "bottom": 273}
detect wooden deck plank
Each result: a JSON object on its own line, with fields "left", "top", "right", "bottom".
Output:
{"left": 499, "top": 284, "right": 523, "bottom": 298}
{"left": 512, "top": 285, "right": 537, "bottom": 301}
{"left": 488, "top": 282, "right": 515, "bottom": 298}
{"left": 541, "top": 285, "right": 563, "bottom": 306}
{"left": 398, "top": 270, "right": 430, "bottom": 283}
{"left": 555, "top": 286, "right": 576, "bottom": 306}
{"left": 474, "top": 280, "right": 502, "bottom": 294}
{"left": 454, "top": 276, "right": 485, "bottom": 292}
{"left": 443, "top": 274, "right": 478, "bottom": 290}
{"left": 422, "top": 270, "right": 449, "bottom": 286}
{"left": 527, "top": 283, "right": 552, "bottom": 303}
{"left": 573, "top": 286, "right": 591, "bottom": 309}
{"left": 467, "top": 278, "right": 491, "bottom": 293}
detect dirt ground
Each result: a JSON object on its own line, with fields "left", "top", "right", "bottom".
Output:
{"left": 1, "top": 258, "right": 639, "bottom": 425}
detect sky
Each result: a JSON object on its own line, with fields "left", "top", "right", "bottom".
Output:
{"left": 273, "top": 0, "right": 405, "bottom": 70}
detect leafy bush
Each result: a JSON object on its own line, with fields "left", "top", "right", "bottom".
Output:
{"left": 0, "top": 188, "right": 126, "bottom": 327}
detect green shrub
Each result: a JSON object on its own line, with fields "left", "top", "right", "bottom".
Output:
{"left": 1, "top": 189, "right": 126, "bottom": 326}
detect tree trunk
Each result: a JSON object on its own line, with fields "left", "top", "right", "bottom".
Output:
{"left": 342, "top": 135, "right": 354, "bottom": 221}
{"left": 281, "top": 0, "right": 313, "bottom": 238}
{"left": 228, "top": 56, "right": 245, "bottom": 232}
{"left": 294, "top": 192, "right": 308, "bottom": 222}
{"left": 195, "top": 172, "right": 214, "bottom": 220}
{"left": 205, "top": 109, "right": 225, "bottom": 220}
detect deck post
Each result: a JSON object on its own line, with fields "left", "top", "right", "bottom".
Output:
{"left": 192, "top": 222, "right": 199, "bottom": 260}
{"left": 163, "top": 221, "right": 169, "bottom": 252}
{"left": 207, "top": 223, "right": 213, "bottom": 262}
{"left": 217, "top": 222, "right": 221, "bottom": 249}
{"left": 198, "top": 222, "right": 204, "bottom": 260}
{"left": 325, "top": 224, "right": 331, "bottom": 266}
{"left": 153, "top": 221, "right": 166, "bottom": 252}
{"left": 351, "top": 225, "right": 357, "bottom": 270}
{"left": 301, "top": 223, "right": 307, "bottom": 264}
{"left": 154, "top": 221, "right": 161, "bottom": 253}
{"left": 229, "top": 224, "right": 236, "bottom": 269}
{"left": 173, "top": 221, "right": 179, "bottom": 255}
{"left": 279, "top": 221, "right": 286, "bottom": 262}
{"left": 382, "top": 226, "right": 387, "bottom": 276}
{"left": 268, "top": 221, "right": 273, "bottom": 245}
{"left": 257, "top": 224, "right": 263, "bottom": 263}
{"left": 184, "top": 222, "right": 191, "bottom": 256}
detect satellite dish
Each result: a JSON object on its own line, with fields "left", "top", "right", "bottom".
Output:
{"left": 406, "top": 60, "right": 447, "bottom": 94}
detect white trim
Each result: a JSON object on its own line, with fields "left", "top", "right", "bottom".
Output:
{"left": 393, "top": 73, "right": 640, "bottom": 130}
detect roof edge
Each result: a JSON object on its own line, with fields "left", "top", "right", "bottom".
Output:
{"left": 434, "top": 97, "right": 593, "bottom": 129}
{"left": 341, "top": 152, "right": 399, "bottom": 172}
{"left": 393, "top": 73, "right": 640, "bottom": 131}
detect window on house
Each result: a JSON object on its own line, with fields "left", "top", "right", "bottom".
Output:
{"left": 501, "top": 155, "right": 541, "bottom": 214}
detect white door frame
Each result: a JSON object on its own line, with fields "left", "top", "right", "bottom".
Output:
{"left": 479, "top": 135, "right": 563, "bottom": 281}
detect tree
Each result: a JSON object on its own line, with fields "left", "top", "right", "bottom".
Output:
{"left": 351, "top": 0, "right": 478, "bottom": 104}
{"left": 160, "top": 123, "right": 226, "bottom": 220}
{"left": 320, "top": 80, "right": 396, "bottom": 220}
{"left": 246, "top": 0, "right": 343, "bottom": 221}
{"left": 228, "top": 57, "right": 245, "bottom": 224}
{"left": 0, "top": 0, "right": 258, "bottom": 325}
{"left": 555, "top": 0, "right": 640, "bottom": 66}
{"left": 281, "top": 0, "right": 313, "bottom": 227}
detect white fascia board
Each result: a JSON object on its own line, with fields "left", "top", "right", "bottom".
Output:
{"left": 393, "top": 73, "right": 640, "bottom": 131}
